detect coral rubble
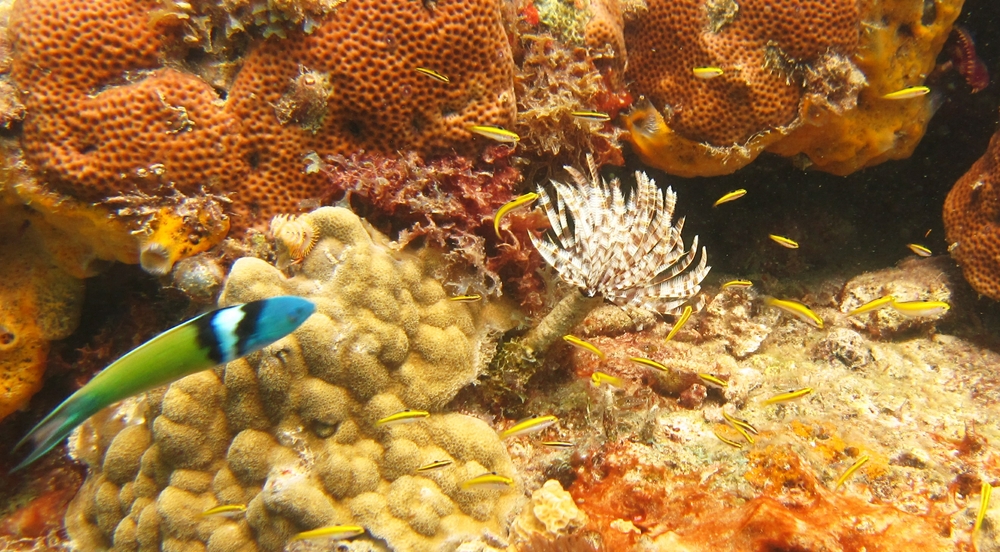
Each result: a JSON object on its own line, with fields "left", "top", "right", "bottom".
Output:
{"left": 64, "top": 208, "right": 521, "bottom": 551}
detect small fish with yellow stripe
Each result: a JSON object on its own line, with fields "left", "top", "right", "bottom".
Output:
{"left": 415, "top": 67, "right": 450, "bottom": 83}
{"left": 765, "top": 297, "right": 823, "bottom": 328}
{"left": 291, "top": 525, "right": 366, "bottom": 542}
{"left": 693, "top": 66, "right": 724, "bottom": 79}
{"left": 494, "top": 192, "right": 539, "bottom": 238}
{"left": 629, "top": 356, "right": 669, "bottom": 372}
{"left": 698, "top": 373, "right": 728, "bottom": 389}
{"left": 500, "top": 415, "right": 558, "bottom": 439}
{"left": 416, "top": 459, "right": 454, "bottom": 472}
{"left": 201, "top": 504, "right": 247, "bottom": 518}
{"left": 846, "top": 295, "right": 894, "bottom": 317}
{"left": 769, "top": 234, "right": 799, "bottom": 249}
{"left": 889, "top": 299, "right": 950, "bottom": 317}
{"left": 375, "top": 409, "right": 430, "bottom": 427}
{"left": 467, "top": 125, "right": 520, "bottom": 143}
{"left": 591, "top": 371, "right": 623, "bottom": 388}
{"left": 713, "top": 189, "right": 746, "bottom": 207}
{"left": 449, "top": 294, "right": 482, "bottom": 302}
{"left": 907, "top": 243, "right": 932, "bottom": 257}
{"left": 833, "top": 454, "right": 869, "bottom": 490}
{"left": 882, "top": 86, "right": 930, "bottom": 100}
{"left": 665, "top": 305, "right": 693, "bottom": 342}
{"left": 763, "top": 387, "right": 813, "bottom": 405}
{"left": 721, "top": 279, "right": 753, "bottom": 289}
{"left": 571, "top": 110, "right": 611, "bottom": 122}
{"left": 461, "top": 472, "right": 514, "bottom": 491}
{"left": 563, "top": 334, "right": 605, "bottom": 359}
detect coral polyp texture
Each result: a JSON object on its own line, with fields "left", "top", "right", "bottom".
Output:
{"left": 944, "top": 120, "right": 1000, "bottom": 300}
{"left": 622, "top": 0, "right": 962, "bottom": 176}
{"left": 63, "top": 208, "right": 520, "bottom": 551}
{"left": 9, "top": 0, "right": 516, "bottom": 243}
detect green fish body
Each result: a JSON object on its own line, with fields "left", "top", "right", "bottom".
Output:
{"left": 12, "top": 296, "right": 315, "bottom": 471}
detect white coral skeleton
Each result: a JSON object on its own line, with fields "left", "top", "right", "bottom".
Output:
{"left": 530, "top": 158, "right": 710, "bottom": 314}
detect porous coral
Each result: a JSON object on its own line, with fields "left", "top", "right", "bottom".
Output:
{"left": 63, "top": 207, "right": 521, "bottom": 551}
{"left": 944, "top": 119, "right": 1000, "bottom": 300}
{"left": 9, "top": 0, "right": 517, "bottom": 243}
{"left": 622, "top": 0, "right": 962, "bottom": 176}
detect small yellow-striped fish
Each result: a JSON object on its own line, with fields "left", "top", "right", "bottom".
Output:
{"left": 722, "top": 411, "right": 757, "bottom": 435}
{"left": 500, "top": 415, "right": 558, "bottom": 439}
{"left": 665, "top": 305, "right": 693, "bottom": 342}
{"left": 467, "top": 125, "right": 520, "bottom": 143}
{"left": 461, "top": 472, "right": 513, "bottom": 490}
{"left": 591, "top": 371, "right": 623, "bottom": 388}
{"left": 763, "top": 387, "right": 813, "bottom": 405}
{"left": 449, "top": 294, "right": 482, "bottom": 302}
{"left": 722, "top": 412, "right": 755, "bottom": 445}
{"left": 834, "top": 454, "right": 870, "bottom": 490}
{"left": 201, "top": 504, "right": 247, "bottom": 518}
{"left": 713, "top": 189, "right": 746, "bottom": 207}
{"left": 693, "top": 66, "right": 724, "bottom": 79}
{"left": 974, "top": 482, "right": 993, "bottom": 536}
{"left": 882, "top": 86, "right": 930, "bottom": 100}
{"left": 889, "top": 300, "right": 950, "bottom": 317}
{"left": 721, "top": 279, "right": 753, "bottom": 289}
{"left": 629, "top": 356, "right": 669, "bottom": 372}
{"left": 769, "top": 234, "right": 799, "bottom": 249}
{"left": 415, "top": 67, "right": 450, "bottom": 83}
{"left": 416, "top": 459, "right": 454, "bottom": 472}
{"left": 571, "top": 110, "right": 611, "bottom": 122}
{"left": 698, "top": 373, "right": 728, "bottom": 389}
{"left": 846, "top": 295, "right": 895, "bottom": 317}
{"left": 713, "top": 428, "right": 744, "bottom": 449}
{"left": 291, "top": 525, "right": 366, "bottom": 542}
{"left": 907, "top": 243, "right": 932, "bottom": 257}
{"left": 765, "top": 297, "right": 823, "bottom": 328}
{"left": 541, "top": 440, "right": 574, "bottom": 448}
{"left": 494, "top": 192, "right": 539, "bottom": 238}
{"left": 375, "top": 409, "right": 430, "bottom": 427}
{"left": 563, "top": 334, "right": 605, "bottom": 359}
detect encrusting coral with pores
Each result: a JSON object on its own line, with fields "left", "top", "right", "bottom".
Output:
{"left": 63, "top": 207, "right": 521, "bottom": 551}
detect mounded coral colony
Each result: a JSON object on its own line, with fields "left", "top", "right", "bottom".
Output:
{"left": 65, "top": 208, "right": 520, "bottom": 551}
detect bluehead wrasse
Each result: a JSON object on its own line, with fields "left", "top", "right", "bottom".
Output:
{"left": 416, "top": 459, "right": 453, "bottom": 472}
{"left": 12, "top": 296, "right": 315, "bottom": 472}
{"left": 721, "top": 279, "right": 753, "bottom": 289}
{"left": 693, "top": 66, "right": 725, "bottom": 79}
{"left": 846, "top": 295, "right": 894, "bottom": 317}
{"left": 974, "top": 482, "right": 993, "bottom": 536}
{"left": 907, "top": 243, "right": 932, "bottom": 257}
{"left": 882, "top": 86, "right": 930, "bottom": 99}
{"left": 768, "top": 234, "right": 800, "bottom": 249}
{"left": 571, "top": 110, "right": 611, "bottom": 122}
{"left": 201, "top": 504, "right": 247, "bottom": 518}
{"left": 375, "top": 409, "right": 430, "bottom": 427}
{"left": 449, "top": 294, "right": 482, "bottom": 302}
{"left": 461, "top": 472, "right": 513, "bottom": 490}
{"left": 629, "top": 356, "right": 669, "bottom": 372}
{"left": 763, "top": 387, "right": 813, "bottom": 405}
{"left": 291, "top": 525, "right": 366, "bottom": 542}
{"left": 722, "top": 411, "right": 758, "bottom": 435}
{"left": 415, "top": 67, "right": 450, "bottom": 83}
{"left": 698, "top": 373, "right": 728, "bottom": 389}
{"left": 494, "top": 192, "right": 539, "bottom": 238}
{"left": 665, "top": 305, "right": 693, "bottom": 342}
{"left": 713, "top": 429, "right": 744, "bottom": 449}
{"left": 467, "top": 125, "right": 520, "bottom": 143}
{"left": 500, "top": 415, "right": 558, "bottom": 439}
{"left": 541, "top": 440, "right": 574, "bottom": 448}
{"left": 889, "top": 300, "right": 950, "bottom": 317}
{"left": 726, "top": 420, "right": 754, "bottom": 445}
{"left": 713, "top": 189, "right": 746, "bottom": 207}
{"left": 765, "top": 297, "right": 823, "bottom": 329}
{"left": 591, "top": 371, "right": 623, "bottom": 388}
{"left": 834, "top": 454, "right": 870, "bottom": 490}
{"left": 563, "top": 334, "right": 605, "bottom": 359}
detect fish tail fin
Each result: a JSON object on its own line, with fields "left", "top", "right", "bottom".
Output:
{"left": 11, "top": 395, "right": 90, "bottom": 472}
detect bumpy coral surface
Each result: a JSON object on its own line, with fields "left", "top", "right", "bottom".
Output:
{"left": 9, "top": 0, "right": 516, "bottom": 241}
{"left": 64, "top": 208, "right": 520, "bottom": 551}
{"left": 944, "top": 120, "right": 1000, "bottom": 300}
{"left": 622, "top": 0, "right": 962, "bottom": 176}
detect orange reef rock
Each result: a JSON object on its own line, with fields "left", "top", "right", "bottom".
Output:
{"left": 622, "top": 0, "right": 962, "bottom": 177}
{"left": 944, "top": 119, "right": 1000, "bottom": 300}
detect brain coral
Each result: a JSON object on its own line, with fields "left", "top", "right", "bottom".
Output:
{"left": 622, "top": 0, "right": 962, "bottom": 176}
{"left": 63, "top": 207, "right": 520, "bottom": 551}
{"left": 944, "top": 120, "right": 1000, "bottom": 300}
{"left": 9, "top": 0, "right": 516, "bottom": 237}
